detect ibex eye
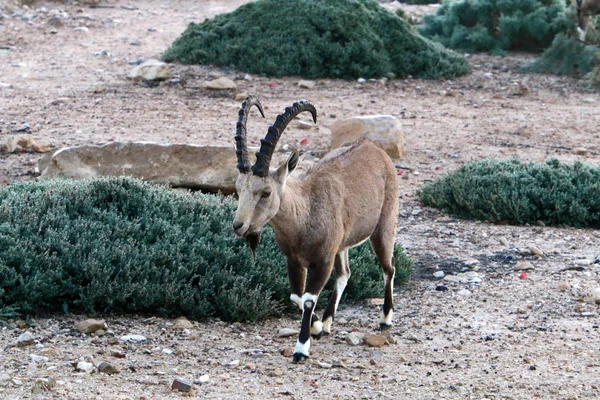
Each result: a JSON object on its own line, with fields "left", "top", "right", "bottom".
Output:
{"left": 261, "top": 191, "right": 271, "bottom": 198}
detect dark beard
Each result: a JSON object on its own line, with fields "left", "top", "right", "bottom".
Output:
{"left": 245, "top": 232, "right": 261, "bottom": 259}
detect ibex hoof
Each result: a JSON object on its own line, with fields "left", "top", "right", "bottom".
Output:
{"left": 292, "top": 352, "right": 309, "bottom": 363}
{"left": 379, "top": 323, "right": 392, "bottom": 331}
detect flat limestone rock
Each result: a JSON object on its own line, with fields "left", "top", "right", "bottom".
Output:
{"left": 39, "top": 142, "right": 249, "bottom": 194}
{"left": 330, "top": 115, "right": 405, "bottom": 160}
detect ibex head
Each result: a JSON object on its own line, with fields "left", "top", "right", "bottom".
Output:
{"left": 232, "top": 96, "right": 317, "bottom": 256}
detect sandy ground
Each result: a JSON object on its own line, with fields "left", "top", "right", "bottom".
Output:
{"left": 1, "top": 1, "right": 600, "bottom": 399}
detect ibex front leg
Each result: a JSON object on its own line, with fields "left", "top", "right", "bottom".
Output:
{"left": 292, "top": 259, "right": 333, "bottom": 363}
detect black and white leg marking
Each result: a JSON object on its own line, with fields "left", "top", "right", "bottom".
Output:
{"left": 293, "top": 293, "right": 318, "bottom": 363}
{"left": 379, "top": 264, "right": 395, "bottom": 330}
{"left": 322, "top": 249, "right": 350, "bottom": 335}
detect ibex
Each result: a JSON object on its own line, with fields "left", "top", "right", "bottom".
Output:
{"left": 232, "top": 96, "right": 399, "bottom": 363}
{"left": 574, "top": 0, "right": 600, "bottom": 41}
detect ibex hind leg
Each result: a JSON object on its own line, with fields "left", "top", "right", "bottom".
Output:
{"left": 321, "top": 249, "right": 350, "bottom": 336}
{"left": 370, "top": 216, "right": 397, "bottom": 331}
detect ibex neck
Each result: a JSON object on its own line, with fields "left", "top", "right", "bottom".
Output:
{"left": 270, "top": 179, "right": 310, "bottom": 234}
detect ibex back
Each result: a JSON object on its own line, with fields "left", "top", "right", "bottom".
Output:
{"left": 232, "top": 96, "right": 399, "bottom": 363}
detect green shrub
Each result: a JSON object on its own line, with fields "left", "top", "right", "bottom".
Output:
{"left": 520, "top": 33, "right": 600, "bottom": 77}
{"left": 162, "top": 0, "right": 469, "bottom": 79}
{"left": 419, "top": 159, "right": 600, "bottom": 228}
{"left": 402, "top": 0, "right": 440, "bottom": 4}
{"left": 419, "top": 0, "right": 573, "bottom": 54}
{"left": 0, "top": 178, "right": 412, "bottom": 321}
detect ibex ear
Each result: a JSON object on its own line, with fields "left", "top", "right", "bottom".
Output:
{"left": 275, "top": 149, "right": 299, "bottom": 183}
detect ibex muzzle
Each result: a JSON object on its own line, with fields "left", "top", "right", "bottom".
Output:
{"left": 232, "top": 96, "right": 399, "bottom": 363}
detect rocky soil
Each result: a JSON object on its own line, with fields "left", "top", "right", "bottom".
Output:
{"left": 1, "top": 1, "right": 600, "bottom": 399}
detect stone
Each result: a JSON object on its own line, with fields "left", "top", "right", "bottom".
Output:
{"left": 529, "top": 246, "right": 544, "bottom": 257}
{"left": 39, "top": 142, "right": 246, "bottom": 194}
{"left": 31, "top": 377, "right": 56, "bottom": 394}
{"left": 203, "top": 77, "right": 237, "bottom": 90}
{"left": 171, "top": 377, "right": 193, "bottom": 393}
{"left": 128, "top": 59, "right": 173, "bottom": 81}
{"left": 557, "top": 281, "right": 571, "bottom": 291}
{"left": 298, "top": 80, "right": 315, "bottom": 89}
{"left": 363, "top": 334, "right": 389, "bottom": 348}
{"left": 281, "top": 347, "right": 294, "bottom": 357}
{"left": 433, "top": 271, "right": 445, "bottom": 279}
{"left": 330, "top": 115, "right": 405, "bottom": 159}
{"left": 296, "top": 120, "right": 313, "bottom": 130}
{"left": 75, "top": 361, "right": 95, "bottom": 373}
{"left": 317, "top": 362, "right": 332, "bottom": 368}
{"left": 235, "top": 92, "right": 249, "bottom": 101}
{"left": 75, "top": 319, "right": 106, "bottom": 334}
{"left": 40, "top": 347, "right": 60, "bottom": 357}
{"left": 514, "top": 261, "right": 535, "bottom": 271}
{"left": 0, "top": 82, "right": 13, "bottom": 89}
{"left": 572, "top": 147, "right": 589, "bottom": 156}
{"left": 173, "top": 316, "right": 193, "bottom": 330}
{"left": 196, "top": 374, "right": 210, "bottom": 384}
{"left": 97, "top": 362, "right": 120, "bottom": 374}
{"left": 346, "top": 332, "right": 365, "bottom": 346}
{"left": 31, "top": 139, "right": 53, "bottom": 153}
{"left": 29, "top": 354, "right": 49, "bottom": 363}
{"left": 0, "top": 136, "right": 19, "bottom": 153}
{"left": 592, "top": 287, "right": 600, "bottom": 305}
{"left": 278, "top": 328, "right": 299, "bottom": 337}
{"left": 16, "top": 331, "right": 35, "bottom": 346}
{"left": 120, "top": 334, "right": 147, "bottom": 342}
{"left": 457, "top": 289, "right": 472, "bottom": 297}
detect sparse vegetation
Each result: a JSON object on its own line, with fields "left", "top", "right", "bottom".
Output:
{"left": 419, "top": 159, "right": 600, "bottom": 228}
{"left": 0, "top": 178, "right": 412, "bottom": 321}
{"left": 163, "top": 0, "right": 470, "bottom": 79}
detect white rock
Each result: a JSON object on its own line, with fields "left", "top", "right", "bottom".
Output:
{"left": 296, "top": 120, "right": 313, "bottom": 130}
{"left": 75, "top": 361, "right": 95, "bottom": 373}
{"left": 39, "top": 142, "right": 245, "bottom": 195}
{"left": 278, "top": 328, "right": 299, "bottom": 337}
{"left": 120, "top": 334, "right": 147, "bottom": 342}
{"left": 16, "top": 331, "right": 35, "bottom": 346}
{"left": 514, "top": 261, "right": 535, "bottom": 271}
{"left": 433, "top": 271, "right": 445, "bottom": 279}
{"left": 128, "top": 59, "right": 173, "bottom": 81}
{"left": 331, "top": 115, "right": 405, "bottom": 159}
{"left": 298, "top": 80, "right": 315, "bottom": 89}
{"left": 317, "top": 362, "right": 332, "bottom": 369}
{"left": 0, "top": 82, "right": 12, "bottom": 89}
{"left": 346, "top": 332, "right": 365, "bottom": 346}
{"left": 457, "top": 289, "right": 472, "bottom": 297}
{"left": 591, "top": 287, "right": 600, "bottom": 304}
{"left": 203, "top": 77, "right": 237, "bottom": 90}
{"left": 357, "top": 78, "right": 366, "bottom": 84}
{"left": 197, "top": 374, "right": 210, "bottom": 383}
{"left": 162, "top": 348, "right": 173, "bottom": 355}
{"left": 29, "top": 354, "right": 49, "bottom": 363}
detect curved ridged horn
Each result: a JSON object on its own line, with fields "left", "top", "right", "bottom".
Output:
{"left": 235, "top": 95, "right": 265, "bottom": 173}
{"left": 251, "top": 100, "right": 317, "bottom": 177}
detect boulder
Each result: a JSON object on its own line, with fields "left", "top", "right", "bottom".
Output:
{"left": 128, "top": 59, "right": 173, "bottom": 81}
{"left": 330, "top": 115, "right": 405, "bottom": 159}
{"left": 202, "top": 77, "right": 237, "bottom": 90}
{"left": 39, "top": 142, "right": 247, "bottom": 194}
{"left": 74, "top": 319, "right": 107, "bottom": 334}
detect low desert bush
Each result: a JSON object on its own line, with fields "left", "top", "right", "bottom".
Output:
{"left": 162, "top": 0, "right": 469, "bottom": 79}
{"left": 419, "top": 159, "right": 600, "bottom": 227}
{"left": 0, "top": 178, "right": 412, "bottom": 321}
{"left": 520, "top": 33, "right": 600, "bottom": 77}
{"left": 419, "top": 0, "right": 573, "bottom": 54}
